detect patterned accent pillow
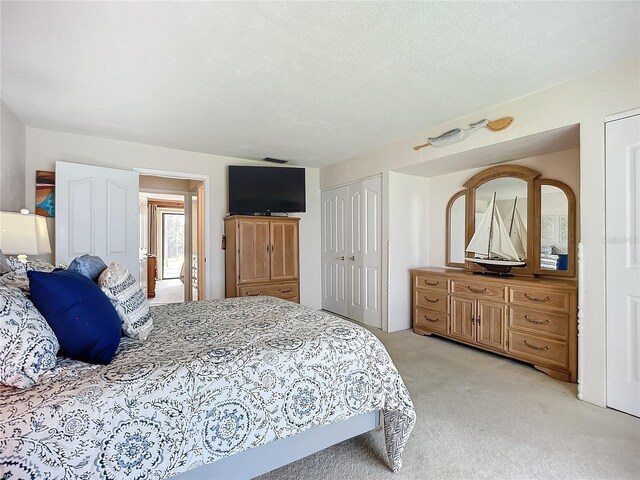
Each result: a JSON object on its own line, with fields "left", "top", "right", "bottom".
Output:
{"left": 0, "top": 283, "right": 59, "bottom": 388}
{"left": 0, "top": 249, "right": 10, "bottom": 275}
{"left": 0, "top": 258, "right": 58, "bottom": 293}
{"left": 99, "top": 262, "right": 153, "bottom": 341}
{"left": 5, "top": 256, "right": 27, "bottom": 276}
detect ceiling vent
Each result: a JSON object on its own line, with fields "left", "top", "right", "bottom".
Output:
{"left": 262, "top": 157, "right": 288, "bottom": 164}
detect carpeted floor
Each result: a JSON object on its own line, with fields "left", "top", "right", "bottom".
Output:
{"left": 149, "top": 279, "right": 184, "bottom": 305}
{"left": 258, "top": 327, "right": 640, "bottom": 480}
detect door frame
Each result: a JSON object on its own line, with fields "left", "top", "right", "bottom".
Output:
{"left": 134, "top": 168, "right": 212, "bottom": 300}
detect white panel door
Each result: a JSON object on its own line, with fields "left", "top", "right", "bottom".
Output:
{"left": 321, "top": 186, "right": 349, "bottom": 316}
{"left": 606, "top": 113, "right": 640, "bottom": 417}
{"left": 56, "top": 161, "right": 140, "bottom": 281}
{"left": 348, "top": 183, "right": 364, "bottom": 322}
{"left": 361, "top": 176, "right": 382, "bottom": 328}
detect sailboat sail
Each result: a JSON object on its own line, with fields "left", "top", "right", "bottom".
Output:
{"left": 466, "top": 195, "right": 521, "bottom": 261}
{"left": 509, "top": 207, "right": 527, "bottom": 260}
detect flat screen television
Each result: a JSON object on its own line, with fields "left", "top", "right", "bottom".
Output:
{"left": 228, "top": 166, "right": 306, "bottom": 214}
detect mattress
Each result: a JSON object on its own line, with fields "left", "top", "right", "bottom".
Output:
{"left": 0, "top": 296, "right": 415, "bottom": 479}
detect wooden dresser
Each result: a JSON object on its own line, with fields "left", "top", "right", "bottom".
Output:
{"left": 225, "top": 215, "right": 300, "bottom": 303}
{"left": 411, "top": 267, "right": 577, "bottom": 382}
{"left": 147, "top": 255, "right": 157, "bottom": 298}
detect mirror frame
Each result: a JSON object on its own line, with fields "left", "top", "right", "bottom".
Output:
{"left": 446, "top": 190, "right": 467, "bottom": 267}
{"left": 533, "top": 178, "right": 576, "bottom": 277}
{"left": 463, "top": 165, "right": 541, "bottom": 276}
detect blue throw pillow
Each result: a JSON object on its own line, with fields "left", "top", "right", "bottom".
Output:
{"left": 27, "top": 270, "right": 121, "bottom": 364}
{"left": 67, "top": 254, "right": 108, "bottom": 282}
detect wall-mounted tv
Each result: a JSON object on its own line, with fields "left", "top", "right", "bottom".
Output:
{"left": 228, "top": 166, "right": 306, "bottom": 214}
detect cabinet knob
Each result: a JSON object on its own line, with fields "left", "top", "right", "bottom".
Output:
{"left": 337, "top": 256, "right": 345, "bottom": 260}
{"left": 349, "top": 256, "right": 355, "bottom": 261}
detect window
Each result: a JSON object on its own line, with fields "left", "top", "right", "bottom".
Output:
{"left": 162, "top": 213, "right": 184, "bottom": 279}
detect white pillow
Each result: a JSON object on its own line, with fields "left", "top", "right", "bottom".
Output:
{"left": 0, "top": 284, "right": 59, "bottom": 388}
{"left": 98, "top": 262, "right": 153, "bottom": 341}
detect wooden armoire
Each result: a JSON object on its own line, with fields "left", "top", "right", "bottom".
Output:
{"left": 224, "top": 215, "right": 300, "bottom": 303}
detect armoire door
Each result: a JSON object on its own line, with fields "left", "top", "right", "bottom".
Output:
{"left": 321, "top": 187, "right": 349, "bottom": 316}
{"left": 606, "top": 112, "right": 640, "bottom": 417}
{"left": 270, "top": 219, "right": 299, "bottom": 281}
{"left": 56, "top": 161, "right": 140, "bottom": 280}
{"left": 237, "top": 220, "right": 270, "bottom": 284}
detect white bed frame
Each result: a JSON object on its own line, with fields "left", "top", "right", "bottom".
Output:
{"left": 172, "top": 410, "right": 382, "bottom": 479}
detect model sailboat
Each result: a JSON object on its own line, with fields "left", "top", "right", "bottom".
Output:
{"left": 465, "top": 193, "right": 527, "bottom": 274}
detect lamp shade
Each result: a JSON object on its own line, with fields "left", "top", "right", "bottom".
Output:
{"left": 0, "top": 211, "right": 52, "bottom": 255}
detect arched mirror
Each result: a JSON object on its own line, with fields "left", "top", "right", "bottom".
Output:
{"left": 446, "top": 190, "right": 466, "bottom": 267}
{"left": 463, "top": 165, "right": 540, "bottom": 276}
{"left": 534, "top": 179, "right": 576, "bottom": 276}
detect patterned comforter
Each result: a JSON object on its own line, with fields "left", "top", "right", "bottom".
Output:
{"left": 0, "top": 296, "right": 415, "bottom": 479}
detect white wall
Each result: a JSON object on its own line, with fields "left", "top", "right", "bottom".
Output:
{"left": 388, "top": 172, "right": 430, "bottom": 332}
{"left": 24, "top": 128, "right": 322, "bottom": 310}
{"left": 320, "top": 59, "right": 640, "bottom": 407}
{"left": 0, "top": 101, "right": 26, "bottom": 212}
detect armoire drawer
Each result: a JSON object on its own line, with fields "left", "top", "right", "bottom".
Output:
{"left": 415, "top": 289, "right": 448, "bottom": 313}
{"left": 508, "top": 331, "right": 568, "bottom": 369}
{"left": 451, "top": 280, "right": 506, "bottom": 301}
{"left": 414, "top": 274, "right": 448, "bottom": 292}
{"left": 239, "top": 282, "right": 299, "bottom": 302}
{"left": 508, "top": 306, "right": 569, "bottom": 340}
{"left": 414, "top": 307, "right": 448, "bottom": 334}
{"left": 508, "top": 286, "right": 570, "bottom": 313}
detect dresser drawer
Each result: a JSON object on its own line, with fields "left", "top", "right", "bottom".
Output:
{"left": 415, "top": 289, "right": 448, "bottom": 313}
{"left": 508, "top": 307, "right": 569, "bottom": 340}
{"left": 508, "top": 331, "right": 568, "bottom": 369}
{"left": 508, "top": 286, "right": 570, "bottom": 313}
{"left": 239, "top": 282, "right": 299, "bottom": 302}
{"left": 451, "top": 280, "right": 506, "bottom": 301}
{"left": 414, "top": 274, "right": 448, "bottom": 292}
{"left": 414, "top": 307, "right": 448, "bottom": 334}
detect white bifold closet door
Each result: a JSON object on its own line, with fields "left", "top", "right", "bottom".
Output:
{"left": 56, "top": 161, "right": 140, "bottom": 281}
{"left": 605, "top": 112, "right": 640, "bottom": 417}
{"left": 321, "top": 176, "right": 381, "bottom": 328}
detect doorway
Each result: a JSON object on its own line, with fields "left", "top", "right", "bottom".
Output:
{"left": 139, "top": 175, "right": 205, "bottom": 305}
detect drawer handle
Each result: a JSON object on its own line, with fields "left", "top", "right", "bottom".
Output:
{"left": 523, "top": 339, "right": 550, "bottom": 351}
{"left": 524, "top": 314, "right": 550, "bottom": 325}
{"left": 247, "top": 292, "right": 261, "bottom": 296}
{"left": 279, "top": 288, "right": 293, "bottom": 293}
{"left": 524, "top": 293, "right": 551, "bottom": 303}
{"left": 423, "top": 315, "right": 439, "bottom": 323}
{"left": 424, "top": 280, "right": 440, "bottom": 286}
{"left": 468, "top": 286, "right": 488, "bottom": 294}
{"left": 424, "top": 296, "right": 439, "bottom": 303}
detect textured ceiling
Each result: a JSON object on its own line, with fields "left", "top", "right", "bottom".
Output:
{"left": 1, "top": 1, "right": 638, "bottom": 168}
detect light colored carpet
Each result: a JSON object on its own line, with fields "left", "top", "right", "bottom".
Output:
{"left": 149, "top": 279, "right": 184, "bottom": 305}
{"left": 258, "top": 327, "right": 640, "bottom": 480}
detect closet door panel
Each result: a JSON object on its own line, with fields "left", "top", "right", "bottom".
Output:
{"left": 348, "top": 183, "right": 364, "bottom": 322}
{"left": 361, "top": 177, "right": 382, "bottom": 328}
{"left": 321, "top": 188, "right": 349, "bottom": 316}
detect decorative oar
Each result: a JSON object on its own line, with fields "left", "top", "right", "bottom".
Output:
{"left": 413, "top": 116, "right": 514, "bottom": 151}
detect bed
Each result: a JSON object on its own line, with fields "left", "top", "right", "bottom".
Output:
{"left": 0, "top": 296, "right": 415, "bottom": 479}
